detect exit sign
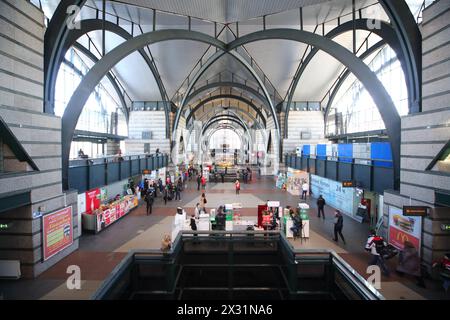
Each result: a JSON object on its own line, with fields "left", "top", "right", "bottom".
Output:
{"left": 342, "top": 181, "right": 355, "bottom": 188}
{"left": 142, "top": 169, "right": 151, "bottom": 174}
{"left": 441, "top": 224, "right": 450, "bottom": 232}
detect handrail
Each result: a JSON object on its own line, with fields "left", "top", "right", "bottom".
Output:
{"left": 91, "top": 231, "right": 384, "bottom": 300}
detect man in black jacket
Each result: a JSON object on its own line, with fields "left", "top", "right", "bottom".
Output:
{"left": 145, "top": 190, "right": 154, "bottom": 215}
{"left": 317, "top": 195, "right": 326, "bottom": 219}
{"left": 333, "top": 210, "right": 345, "bottom": 244}
{"left": 197, "top": 174, "right": 201, "bottom": 191}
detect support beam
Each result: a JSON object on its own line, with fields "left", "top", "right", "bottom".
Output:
{"left": 323, "top": 40, "right": 386, "bottom": 122}
{"left": 48, "top": 19, "right": 170, "bottom": 136}
{"left": 73, "top": 43, "right": 129, "bottom": 121}
{"left": 185, "top": 94, "right": 267, "bottom": 127}
{"left": 185, "top": 81, "right": 269, "bottom": 110}
{"left": 44, "top": 0, "right": 88, "bottom": 114}
{"left": 284, "top": 18, "right": 409, "bottom": 139}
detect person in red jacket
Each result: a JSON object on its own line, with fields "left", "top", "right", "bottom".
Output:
{"left": 201, "top": 175, "right": 207, "bottom": 190}
{"left": 235, "top": 180, "right": 241, "bottom": 195}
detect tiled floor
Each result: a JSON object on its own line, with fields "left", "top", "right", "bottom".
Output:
{"left": 0, "top": 176, "right": 448, "bottom": 300}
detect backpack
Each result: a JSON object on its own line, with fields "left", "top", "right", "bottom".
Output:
{"left": 371, "top": 236, "right": 386, "bottom": 255}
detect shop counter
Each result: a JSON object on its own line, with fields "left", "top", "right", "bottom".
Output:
{"left": 82, "top": 195, "right": 139, "bottom": 233}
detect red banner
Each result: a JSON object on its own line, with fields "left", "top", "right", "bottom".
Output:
{"left": 43, "top": 207, "right": 73, "bottom": 261}
{"left": 85, "top": 188, "right": 101, "bottom": 214}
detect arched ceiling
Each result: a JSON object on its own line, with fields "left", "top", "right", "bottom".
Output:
{"left": 40, "top": 0, "right": 424, "bottom": 123}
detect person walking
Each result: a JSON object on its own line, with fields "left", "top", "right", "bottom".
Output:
{"left": 175, "top": 184, "right": 181, "bottom": 201}
{"left": 200, "top": 193, "right": 207, "bottom": 213}
{"left": 333, "top": 210, "right": 346, "bottom": 244}
{"left": 197, "top": 174, "right": 201, "bottom": 191}
{"left": 316, "top": 195, "right": 326, "bottom": 219}
{"left": 221, "top": 172, "right": 225, "bottom": 183}
{"left": 235, "top": 179, "right": 241, "bottom": 195}
{"left": 163, "top": 186, "right": 168, "bottom": 205}
{"left": 144, "top": 190, "right": 154, "bottom": 215}
{"left": 301, "top": 181, "right": 309, "bottom": 200}
{"left": 396, "top": 241, "right": 426, "bottom": 287}
{"left": 365, "top": 230, "right": 390, "bottom": 276}
{"left": 194, "top": 203, "right": 201, "bottom": 218}
{"left": 201, "top": 175, "right": 207, "bottom": 190}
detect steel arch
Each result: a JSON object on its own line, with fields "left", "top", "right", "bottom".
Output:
{"left": 185, "top": 81, "right": 270, "bottom": 110}
{"left": 185, "top": 94, "right": 267, "bottom": 127}
{"left": 60, "top": 28, "right": 400, "bottom": 189}
{"left": 323, "top": 40, "right": 386, "bottom": 122}
{"left": 227, "top": 28, "right": 401, "bottom": 187}
{"left": 284, "top": 18, "right": 407, "bottom": 139}
{"left": 72, "top": 43, "right": 129, "bottom": 120}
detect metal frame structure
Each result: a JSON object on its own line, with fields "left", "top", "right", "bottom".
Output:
{"left": 184, "top": 81, "right": 270, "bottom": 110}
{"left": 185, "top": 94, "right": 267, "bottom": 127}
{"left": 284, "top": 18, "right": 412, "bottom": 139}
{"left": 58, "top": 28, "right": 402, "bottom": 189}
{"left": 72, "top": 43, "right": 129, "bottom": 120}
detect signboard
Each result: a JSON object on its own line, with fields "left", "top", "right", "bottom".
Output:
{"left": 42, "top": 206, "right": 73, "bottom": 261}
{"left": 441, "top": 223, "right": 450, "bottom": 232}
{"left": 77, "top": 194, "right": 86, "bottom": 215}
{"left": 286, "top": 168, "right": 309, "bottom": 196}
{"left": 85, "top": 188, "right": 101, "bottom": 214}
{"left": 342, "top": 180, "right": 355, "bottom": 188}
{"left": 267, "top": 201, "right": 280, "bottom": 208}
{"left": 388, "top": 206, "right": 422, "bottom": 253}
{"left": 403, "top": 206, "right": 428, "bottom": 217}
{"left": 311, "top": 175, "right": 357, "bottom": 218}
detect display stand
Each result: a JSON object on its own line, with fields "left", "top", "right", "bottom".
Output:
{"left": 298, "top": 203, "right": 310, "bottom": 238}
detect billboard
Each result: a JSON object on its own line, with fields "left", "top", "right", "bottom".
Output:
{"left": 310, "top": 175, "right": 357, "bottom": 218}
{"left": 85, "top": 188, "right": 101, "bottom": 214}
{"left": 388, "top": 206, "right": 422, "bottom": 253}
{"left": 42, "top": 206, "right": 73, "bottom": 261}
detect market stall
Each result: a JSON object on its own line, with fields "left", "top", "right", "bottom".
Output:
{"left": 82, "top": 193, "right": 139, "bottom": 233}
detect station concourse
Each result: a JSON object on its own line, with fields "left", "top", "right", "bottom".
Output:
{"left": 0, "top": 0, "right": 449, "bottom": 301}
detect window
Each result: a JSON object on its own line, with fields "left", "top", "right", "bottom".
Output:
{"left": 326, "top": 45, "right": 408, "bottom": 136}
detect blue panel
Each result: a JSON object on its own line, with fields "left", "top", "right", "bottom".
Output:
{"left": 131, "top": 159, "right": 140, "bottom": 176}
{"left": 89, "top": 164, "right": 106, "bottom": 189}
{"left": 107, "top": 162, "right": 120, "bottom": 184}
{"left": 371, "top": 142, "right": 393, "bottom": 168}
{"left": 317, "top": 144, "right": 327, "bottom": 157}
{"left": 373, "top": 166, "right": 394, "bottom": 193}
{"left": 308, "top": 158, "right": 316, "bottom": 175}
{"left": 68, "top": 166, "right": 88, "bottom": 193}
{"left": 295, "top": 156, "right": 301, "bottom": 169}
{"left": 303, "top": 145, "right": 311, "bottom": 156}
{"left": 338, "top": 162, "right": 352, "bottom": 182}
{"left": 301, "top": 156, "right": 308, "bottom": 171}
{"left": 338, "top": 143, "right": 353, "bottom": 162}
{"left": 120, "top": 160, "right": 131, "bottom": 180}
{"left": 326, "top": 160, "right": 337, "bottom": 181}
{"left": 140, "top": 158, "right": 147, "bottom": 171}
{"left": 316, "top": 159, "right": 326, "bottom": 177}
{"left": 353, "top": 164, "right": 371, "bottom": 189}
{"left": 150, "top": 157, "right": 155, "bottom": 170}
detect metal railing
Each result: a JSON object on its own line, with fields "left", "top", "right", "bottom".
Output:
{"left": 91, "top": 231, "right": 384, "bottom": 300}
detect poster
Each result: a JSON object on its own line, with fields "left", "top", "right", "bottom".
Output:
{"left": 77, "top": 194, "right": 85, "bottom": 237}
{"left": 276, "top": 173, "right": 286, "bottom": 189}
{"left": 42, "top": 206, "right": 73, "bottom": 261}
{"left": 100, "top": 188, "right": 108, "bottom": 202}
{"left": 310, "top": 175, "right": 357, "bottom": 218}
{"left": 85, "top": 188, "right": 101, "bottom": 214}
{"left": 286, "top": 168, "right": 309, "bottom": 196}
{"left": 388, "top": 206, "right": 422, "bottom": 253}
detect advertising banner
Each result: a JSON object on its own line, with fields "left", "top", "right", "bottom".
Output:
{"left": 388, "top": 206, "right": 422, "bottom": 253}
{"left": 276, "top": 173, "right": 286, "bottom": 189}
{"left": 85, "top": 188, "right": 101, "bottom": 214}
{"left": 286, "top": 168, "right": 309, "bottom": 196}
{"left": 42, "top": 206, "right": 73, "bottom": 261}
{"left": 310, "top": 175, "right": 357, "bottom": 218}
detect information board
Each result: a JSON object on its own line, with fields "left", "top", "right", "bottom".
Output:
{"left": 388, "top": 206, "right": 422, "bottom": 253}
{"left": 310, "top": 175, "right": 357, "bottom": 218}
{"left": 42, "top": 206, "right": 73, "bottom": 261}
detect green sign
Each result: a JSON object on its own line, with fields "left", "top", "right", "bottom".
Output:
{"left": 441, "top": 223, "right": 450, "bottom": 232}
